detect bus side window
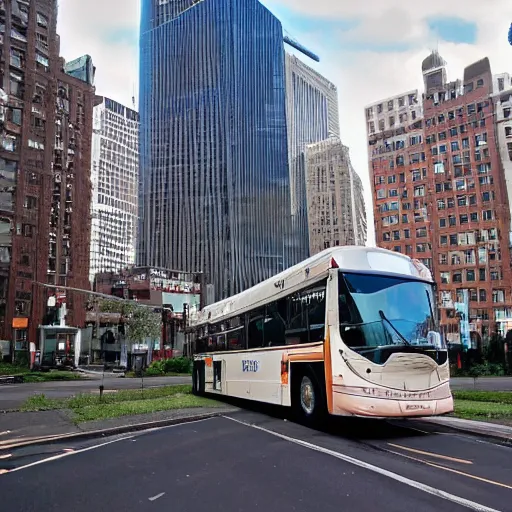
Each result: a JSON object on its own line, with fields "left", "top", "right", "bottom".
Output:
{"left": 264, "top": 300, "right": 286, "bottom": 347}
{"left": 287, "top": 293, "right": 309, "bottom": 344}
{"left": 248, "top": 308, "right": 265, "bottom": 349}
{"left": 308, "top": 288, "right": 326, "bottom": 343}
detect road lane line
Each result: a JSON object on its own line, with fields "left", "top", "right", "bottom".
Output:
{"left": 385, "top": 448, "right": 512, "bottom": 491}
{"left": 387, "top": 443, "right": 473, "bottom": 465}
{"left": 0, "top": 431, "right": 11, "bottom": 437}
{"left": 2, "top": 417, "right": 215, "bottom": 474}
{"left": 223, "top": 416, "right": 500, "bottom": 512}
{"left": 0, "top": 454, "right": 12, "bottom": 460}
{"left": 3, "top": 435, "right": 136, "bottom": 473}
{"left": 148, "top": 492, "right": 165, "bottom": 501}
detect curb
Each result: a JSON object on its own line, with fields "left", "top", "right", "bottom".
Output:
{"left": 422, "top": 418, "right": 512, "bottom": 445}
{"left": 0, "top": 411, "right": 225, "bottom": 451}
{"left": 0, "top": 376, "right": 24, "bottom": 385}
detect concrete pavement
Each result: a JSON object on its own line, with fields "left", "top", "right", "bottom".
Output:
{"left": 1, "top": 412, "right": 510, "bottom": 511}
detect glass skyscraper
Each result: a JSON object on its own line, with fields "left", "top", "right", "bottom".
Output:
{"left": 138, "top": 0, "right": 295, "bottom": 301}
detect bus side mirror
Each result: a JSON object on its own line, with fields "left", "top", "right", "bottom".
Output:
{"left": 427, "top": 331, "right": 443, "bottom": 349}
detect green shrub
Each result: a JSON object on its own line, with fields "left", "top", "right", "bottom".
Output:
{"left": 145, "top": 357, "right": 192, "bottom": 376}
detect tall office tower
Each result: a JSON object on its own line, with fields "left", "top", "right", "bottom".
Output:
{"left": 0, "top": 0, "right": 96, "bottom": 353}
{"left": 366, "top": 52, "right": 512, "bottom": 341}
{"left": 306, "top": 137, "right": 367, "bottom": 255}
{"left": 138, "top": 0, "right": 294, "bottom": 300}
{"left": 89, "top": 97, "right": 139, "bottom": 283}
{"left": 285, "top": 54, "right": 340, "bottom": 261}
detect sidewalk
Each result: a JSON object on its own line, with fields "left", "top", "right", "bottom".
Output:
{"left": 422, "top": 415, "right": 512, "bottom": 442}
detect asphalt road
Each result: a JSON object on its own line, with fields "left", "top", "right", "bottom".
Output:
{"left": 0, "top": 375, "right": 191, "bottom": 411}
{"left": 0, "top": 410, "right": 510, "bottom": 511}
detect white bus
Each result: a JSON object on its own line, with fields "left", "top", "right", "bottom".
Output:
{"left": 187, "top": 246, "right": 453, "bottom": 423}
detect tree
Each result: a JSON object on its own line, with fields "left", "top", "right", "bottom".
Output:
{"left": 98, "top": 299, "right": 161, "bottom": 342}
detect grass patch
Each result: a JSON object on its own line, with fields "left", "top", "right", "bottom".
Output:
{"left": 21, "top": 384, "right": 220, "bottom": 423}
{"left": 21, "top": 384, "right": 201, "bottom": 412}
{"left": 454, "top": 400, "right": 512, "bottom": 420}
{"left": 452, "top": 390, "right": 512, "bottom": 405}
{"left": 73, "top": 394, "right": 218, "bottom": 423}
{"left": 0, "top": 362, "right": 31, "bottom": 376}
{"left": 22, "top": 371, "right": 82, "bottom": 383}
{"left": 452, "top": 390, "right": 512, "bottom": 422}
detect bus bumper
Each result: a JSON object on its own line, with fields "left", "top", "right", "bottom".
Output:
{"left": 331, "top": 389, "right": 454, "bottom": 418}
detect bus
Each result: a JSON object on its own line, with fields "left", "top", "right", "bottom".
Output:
{"left": 187, "top": 246, "right": 453, "bottom": 423}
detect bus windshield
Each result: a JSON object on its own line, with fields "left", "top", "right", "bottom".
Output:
{"left": 338, "top": 272, "right": 445, "bottom": 354}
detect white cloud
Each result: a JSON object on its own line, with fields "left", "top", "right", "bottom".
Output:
{"left": 57, "top": 0, "right": 140, "bottom": 107}
{"left": 57, "top": 1, "right": 512, "bottom": 247}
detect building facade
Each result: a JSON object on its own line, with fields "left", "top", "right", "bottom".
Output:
{"left": 306, "top": 137, "right": 367, "bottom": 255}
{"left": 138, "top": 0, "right": 294, "bottom": 301}
{"left": 0, "top": 0, "right": 95, "bottom": 356}
{"left": 89, "top": 97, "right": 139, "bottom": 283}
{"left": 285, "top": 54, "right": 340, "bottom": 260}
{"left": 366, "top": 52, "right": 512, "bottom": 341}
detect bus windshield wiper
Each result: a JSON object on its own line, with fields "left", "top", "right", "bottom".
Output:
{"left": 378, "top": 310, "right": 410, "bottom": 346}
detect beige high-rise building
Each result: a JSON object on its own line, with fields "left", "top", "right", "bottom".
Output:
{"left": 306, "top": 137, "right": 367, "bottom": 255}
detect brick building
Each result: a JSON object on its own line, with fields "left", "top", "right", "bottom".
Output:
{"left": 0, "top": 0, "right": 95, "bottom": 357}
{"left": 366, "top": 52, "right": 512, "bottom": 342}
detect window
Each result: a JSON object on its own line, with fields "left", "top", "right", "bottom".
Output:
{"left": 466, "top": 270, "right": 475, "bottom": 282}
{"left": 440, "top": 272, "right": 450, "bottom": 284}
{"left": 479, "top": 268, "right": 486, "bottom": 281}
{"left": 376, "top": 189, "right": 386, "bottom": 199}
{"left": 477, "top": 78, "right": 484, "bottom": 88}
{"left": 451, "top": 141, "right": 459, "bottom": 152}
{"left": 387, "top": 175, "right": 396, "bottom": 184}
{"left": 22, "top": 224, "right": 34, "bottom": 238}
{"left": 439, "top": 253, "right": 447, "bottom": 265}
{"left": 479, "top": 289, "right": 486, "bottom": 302}
{"left": 440, "top": 235, "right": 448, "bottom": 245}
{"left": 439, "top": 218, "right": 446, "bottom": 228}
{"left": 483, "top": 210, "right": 494, "bottom": 221}
{"left": 288, "top": 281, "right": 327, "bottom": 344}
{"left": 453, "top": 271, "right": 462, "bottom": 283}
{"left": 414, "top": 185, "right": 425, "bottom": 197}
{"left": 459, "top": 214, "right": 468, "bottom": 224}
{"left": 24, "top": 196, "right": 38, "bottom": 209}
{"left": 404, "top": 229, "right": 410, "bottom": 238}
{"left": 37, "top": 12, "right": 49, "bottom": 28}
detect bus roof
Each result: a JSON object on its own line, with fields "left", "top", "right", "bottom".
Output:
{"left": 189, "top": 246, "right": 433, "bottom": 327}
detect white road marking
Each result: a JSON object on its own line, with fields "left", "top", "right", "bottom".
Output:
{"left": 2, "top": 417, "right": 215, "bottom": 474}
{"left": 0, "top": 454, "right": 12, "bottom": 460}
{"left": 223, "top": 416, "right": 500, "bottom": 512}
{"left": 148, "top": 492, "right": 165, "bottom": 502}
{"left": 4, "top": 436, "right": 135, "bottom": 473}
{"left": 0, "top": 431, "right": 11, "bottom": 436}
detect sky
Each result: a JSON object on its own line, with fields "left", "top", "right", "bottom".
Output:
{"left": 57, "top": 0, "right": 512, "bottom": 247}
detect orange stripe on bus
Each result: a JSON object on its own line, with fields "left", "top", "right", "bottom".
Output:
{"left": 288, "top": 352, "right": 324, "bottom": 363}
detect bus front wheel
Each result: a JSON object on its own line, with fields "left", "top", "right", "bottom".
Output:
{"left": 292, "top": 368, "right": 326, "bottom": 425}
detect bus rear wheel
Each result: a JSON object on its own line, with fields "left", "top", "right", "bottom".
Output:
{"left": 293, "top": 368, "right": 326, "bottom": 425}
